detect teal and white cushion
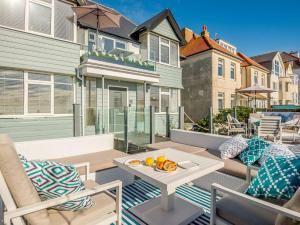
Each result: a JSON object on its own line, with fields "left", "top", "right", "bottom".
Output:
{"left": 219, "top": 135, "right": 248, "bottom": 159}
{"left": 246, "top": 155, "right": 300, "bottom": 200}
{"left": 239, "top": 136, "right": 270, "bottom": 165}
{"left": 20, "top": 156, "right": 94, "bottom": 211}
{"left": 259, "top": 144, "right": 295, "bottom": 165}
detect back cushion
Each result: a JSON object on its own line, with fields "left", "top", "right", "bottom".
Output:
{"left": 275, "top": 188, "right": 300, "bottom": 225}
{"left": 0, "top": 142, "right": 50, "bottom": 225}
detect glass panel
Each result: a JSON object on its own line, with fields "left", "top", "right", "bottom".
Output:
{"left": 28, "top": 84, "right": 51, "bottom": 113}
{"left": 29, "top": 2, "right": 51, "bottom": 34}
{"left": 230, "top": 63, "right": 235, "bottom": 80}
{"left": 150, "top": 86, "right": 159, "bottom": 112}
{"left": 160, "top": 45, "right": 169, "bottom": 64}
{"left": 0, "top": 70, "right": 24, "bottom": 115}
{"left": 161, "top": 87, "right": 169, "bottom": 93}
{"left": 170, "top": 89, "right": 178, "bottom": 113}
{"left": 149, "top": 34, "right": 159, "bottom": 62}
{"left": 116, "top": 41, "right": 126, "bottom": 49}
{"left": 161, "top": 94, "right": 169, "bottom": 112}
{"left": 28, "top": 73, "right": 51, "bottom": 81}
{"left": 170, "top": 42, "right": 178, "bottom": 66}
{"left": 54, "top": 0, "right": 74, "bottom": 41}
{"left": 0, "top": 0, "right": 25, "bottom": 30}
{"left": 218, "top": 59, "right": 224, "bottom": 77}
{"left": 39, "top": 0, "right": 52, "bottom": 3}
{"left": 54, "top": 75, "right": 73, "bottom": 114}
{"left": 161, "top": 38, "right": 169, "bottom": 44}
{"left": 103, "top": 38, "right": 114, "bottom": 52}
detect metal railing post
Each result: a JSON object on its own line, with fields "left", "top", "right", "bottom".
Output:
{"left": 179, "top": 106, "right": 184, "bottom": 130}
{"left": 166, "top": 107, "right": 170, "bottom": 137}
{"left": 209, "top": 107, "right": 213, "bottom": 134}
{"left": 124, "top": 106, "right": 128, "bottom": 153}
{"left": 150, "top": 106, "right": 155, "bottom": 144}
{"left": 73, "top": 104, "right": 81, "bottom": 137}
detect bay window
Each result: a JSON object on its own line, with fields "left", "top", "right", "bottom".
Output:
{"left": 150, "top": 86, "right": 180, "bottom": 113}
{"left": 149, "top": 33, "right": 179, "bottom": 67}
{"left": 0, "top": 0, "right": 75, "bottom": 41}
{"left": 0, "top": 69, "right": 74, "bottom": 116}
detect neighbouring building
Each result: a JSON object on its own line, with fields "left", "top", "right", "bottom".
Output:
{"left": 237, "top": 52, "right": 270, "bottom": 108}
{"left": 180, "top": 26, "right": 242, "bottom": 120}
{"left": 280, "top": 51, "right": 300, "bottom": 105}
{"left": 0, "top": 0, "right": 185, "bottom": 146}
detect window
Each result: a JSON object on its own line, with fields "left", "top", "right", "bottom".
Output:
{"left": 149, "top": 34, "right": 179, "bottom": 66}
{"left": 261, "top": 75, "right": 265, "bottom": 86}
{"left": 116, "top": 41, "right": 126, "bottom": 50}
{"left": 254, "top": 71, "right": 258, "bottom": 85}
{"left": 273, "top": 82, "right": 277, "bottom": 90}
{"left": 161, "top": 87, "right": 170, "bottom": 112}
{"left": 29, "top": 1, "right": 52, "bottom": 35}
{"left": 54, "top": 0, "right": 74, "bottom": 41}
{"left": 149, "top": 34, "right": 159, "bottom": 62}
{"left": 274, "top": 60, "right": 280, "bottom": 76}
{"left": 0, "top": 0, "right": 25, "bottom": 30}
{"left": 170, "top": 42, "right": 178, "bottom": 66}
{"left": 285, "top": 82, "right": 289, "bottom": 92}
{"left": 0, "top": 69, "right": 24, "bottom": 115}
{"left": 54, "top": 75, "right": 73, "bottom": 114}
{"left": 230, "top": 63, "right": 236, "bottom": 80}
{"left": 231, "top": 94, "right": 235, "bottom": 108}
{"left": 103, "top": 37, "right": 114, "bottom": 52}
{"left": 160, "top": 38, "right": 170, "bottom": 64}
{"left": 218, "top": 92, "right": 225, "bottom": 110}
{"left": 218, "top": 59, "right": 224, "bottom": 78}
{"left": 150, "top": 86, "right": 159, "bottom": 112}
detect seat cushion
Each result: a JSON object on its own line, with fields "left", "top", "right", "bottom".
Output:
{"left": 52, "top": 150, "right": 127, "bottom": 174}
{"left": 276, "top": 188, "right": 300, "bottom": 225}
{"left": 48, "top": 180, "right": 116, "bottom": 225}
{"left": 216, "top": 194, "right": 278, "bottom": 225}
{"left": 146, "top": 141, "right": 206, "bottom": 154}
{"left": 196, "top": 150, "right": 257, "bottom": 179}
{"left": 0, "top": 138, "right": 50, "bottom": 225}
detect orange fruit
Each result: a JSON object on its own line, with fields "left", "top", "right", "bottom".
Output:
{"left": 156, "top": 155, "right": 166, "bottom": 163}
{"left": 145, "top": 157, "right": 154, "bottom": 166}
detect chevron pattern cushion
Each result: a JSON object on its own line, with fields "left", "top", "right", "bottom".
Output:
{"left": 219, "top": 135, "right": 248, "bottom": 159}
{"left": 239, "top": 136, "right": 270, "bottom": 166}
{"left": 20, "top": 155, "right": 94, "bottom": 211}
{"left": 246, "top": 155, "right": 300, "bottom": 200}
{"left": 259, "top": 144, "right": 295, "bottom": 165}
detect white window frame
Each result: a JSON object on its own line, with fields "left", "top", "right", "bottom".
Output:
{"left": 147, "top": 33, "right": 180, "bottom": 68}
{"left": 218, "top": 58, "right": 225, "bottom": 78}
{"left": 218, "top": 92, "right": 225, "bottom": 110}
{"left": 0, "top": 71, "right": 75, "bottom": 118}
{"left": 151, "top": 87, "right": 180, "bottom": 114}
{"left": 230, "top": 63, "right": 236, "bottom": 80}
{"left": 0, "top": 0, "right": 76, "bottom": 42}
{"left": 253, "top": 71, "right": 258, "bottom": 85}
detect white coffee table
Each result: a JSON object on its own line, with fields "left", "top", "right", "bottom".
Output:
{"left": 114, "top": 148, "right": 224, "bottom": 225}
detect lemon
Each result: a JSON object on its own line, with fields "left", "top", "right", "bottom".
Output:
{"left": 145, "top": 157, "right": 154, "bottom": 166}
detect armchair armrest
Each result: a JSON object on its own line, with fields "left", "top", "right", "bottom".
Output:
{"left": 210, "top": 183, "right": 300, "bottom": 225}
{"left": 73, "top": 162, "right": 90, "bottom": 181}
{"left": 4, "top": 180, "right": 122, "bottom": 225}
{"left": 246, "top": 165, "right": 260, "bottom": 183}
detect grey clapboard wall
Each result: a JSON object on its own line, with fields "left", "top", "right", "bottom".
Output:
{"left": 156, "top": 64, "right": 182, "bottom": 88}
{"left": 153, "top": 19, "right": 178, "bottom": 41}
{"left": 0, "top": 117, "right": 73, "bottom": 142}
{"left": 0, "top": 27, "right": 80, "bottom": 75}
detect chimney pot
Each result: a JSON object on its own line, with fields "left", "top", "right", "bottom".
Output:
{"left": 201, "top": 25, "right": 210, "bottom": 38}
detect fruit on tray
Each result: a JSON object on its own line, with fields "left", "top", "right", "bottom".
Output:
{"left": 145, "top": 157, "right": 154, "bottom": 166}
{"left": 156, "top": 155, "right": 166, "bottom": 163}
{"left": 128, "top": 159, "right": 141, "bottom": 166}
{"left": 156, "top": 159, "right": 177, "bottom": 172}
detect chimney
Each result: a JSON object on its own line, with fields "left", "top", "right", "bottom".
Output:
{"left": 290, "top": 51, "right": 299, "bottom": 58}
{"left": 201, "top": 25, "right": 210, "bottom": 38}
{"left": 181, "top": 28, "right": 198, "bottom": 43}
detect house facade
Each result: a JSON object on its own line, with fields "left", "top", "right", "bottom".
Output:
{"left": 237, "top": 52, "right": 270, "bottom": 108}
{"left": 180, "top": 26, "right": 242, "bottom": 120}
{"left": 0, "top": 0, "right": 184, "bottom": 144}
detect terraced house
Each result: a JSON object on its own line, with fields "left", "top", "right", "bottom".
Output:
{"left": 0, "top": 0, "right": 185, "bottom": 149}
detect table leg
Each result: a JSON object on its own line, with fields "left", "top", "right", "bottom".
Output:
{"left": 161, "top": 189, "right": 175, "bottom": 211}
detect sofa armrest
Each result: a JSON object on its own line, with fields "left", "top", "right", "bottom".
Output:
{"left": 73, "top": 162, "right": 90, "bottom": 181}
{"left": 210, "top": 183, "right": 300, "bottom": 225}
{"left": 246, "top": 165, "right": 260, "bottom": 183}
{"left": 4, "top": 180, "right": 123, "bottom": 225}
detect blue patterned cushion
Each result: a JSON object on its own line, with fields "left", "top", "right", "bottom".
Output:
{"left": 239, "top": 136, "right": 270, "bottom": 165}
{"left": 259, "top": 144, "right": 295, "bottom": 165}
{"left": 19, "top": 155, "right": 94, "bottom": 211}
{"left": 246, "top": 155, "right": 300, "bottom": 200}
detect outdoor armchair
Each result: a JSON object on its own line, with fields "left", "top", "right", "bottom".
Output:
{"left": 210, "top": 166, "right": 300, "bottom": 225}
{"left": 227, "top": 114, "right": 248, "bottom": 136}
{"left": 257, "top": 116, "right": 283, "bottom": 143}
{"left": 0, "top": 134, "right": 123, "bottom": 225}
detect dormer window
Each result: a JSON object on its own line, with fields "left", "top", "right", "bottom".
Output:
{"left": 274, "top": 60, "right": 280, "bottom": 76}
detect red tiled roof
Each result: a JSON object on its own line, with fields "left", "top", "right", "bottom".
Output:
{"left": 181, "top": 35, "right": 242, "bottom": 60}
{"left": 237, "top": 52, "right": 269, "bottom": 72}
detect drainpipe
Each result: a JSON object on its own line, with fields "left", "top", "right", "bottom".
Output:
{"left": 102, "top": 75, "right": 105, "bottom": 133}
{"left": 76, "top": 67, "right": 84, "bottom": 136}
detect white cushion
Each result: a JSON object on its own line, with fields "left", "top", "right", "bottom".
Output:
{"left": 219, "top": 135, "right": 248, "bottom": 159}
{"left": 259, "top": 144, "right": 295, "bottom": 165}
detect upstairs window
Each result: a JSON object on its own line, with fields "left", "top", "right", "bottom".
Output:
{"left": 218, "top": 58, "right": 224, "bottom": 78}
{"left": 230, "top": 63, "right": 236, "bottom": 80}
{"left": 29, "top": 0, "right": 52, "bottom": 35}
{"left": 160, "top": 38, "right": 170, "bottom": 64}
{"left": 261, "top": 75, "right": 265, "bottom": 86}
{"left": 54, "top": 0, "right": 74, "bottom": 41}
{"left": 102, "top": 37, "right": 114, "bottom": 52}
{"left": 274, "top": 60, "right": 280, "bottom": 76}
{"left": 149, "top": 34, "right": 159, "bottom": 62}
{"left": 116, "top": 41, "right": 126, "bottom": 50}
{"left": 0, "top": 0, "right": 25, "bottom": 30}
{"left": 170, "top": 41, "right": 179, "bottom": 66}
{"left": 254, "top": 71, "right": 258, "bottom": 85}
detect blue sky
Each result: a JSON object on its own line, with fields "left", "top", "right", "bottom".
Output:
{"left": 97, "top": 0, "right": 300, "bottom": 56}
